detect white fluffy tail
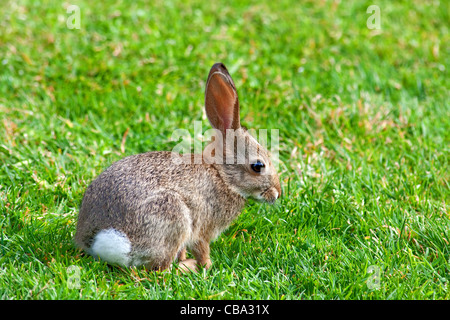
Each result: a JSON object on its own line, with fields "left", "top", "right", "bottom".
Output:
{"left": 90, "top": 228, "right": 131, "bottom": 266}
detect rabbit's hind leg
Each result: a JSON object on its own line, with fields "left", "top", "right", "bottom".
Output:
{"left": 129, "top": 191, "right": 192, "bottom": 272}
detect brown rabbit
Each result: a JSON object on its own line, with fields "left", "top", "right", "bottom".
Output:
{"left": 75, "top": 63, "right": 281, "bottom": 272}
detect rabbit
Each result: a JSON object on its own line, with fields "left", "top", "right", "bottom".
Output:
{"left": 74, "top": 63, "right": 282, "bottom": 272}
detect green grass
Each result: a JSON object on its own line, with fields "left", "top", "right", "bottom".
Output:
{"left": 0, "top": 0, "right": 449, "bottom": 299}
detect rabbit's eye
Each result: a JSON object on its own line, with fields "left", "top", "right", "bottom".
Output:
{"left": 251, "top": 161, "right": 265, "bottom": 173}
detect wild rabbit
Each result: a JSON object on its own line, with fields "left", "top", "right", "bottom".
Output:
{"left": 75, "top": 63, "right": 281, "bottom": 272}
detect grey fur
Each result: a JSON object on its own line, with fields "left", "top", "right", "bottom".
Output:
{"left": 74, "top": 63, "right": 281, "bottom": 272}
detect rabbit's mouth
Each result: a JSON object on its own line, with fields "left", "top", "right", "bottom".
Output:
{"left": 258, "top": 187, "right": 280, "bottom": 204}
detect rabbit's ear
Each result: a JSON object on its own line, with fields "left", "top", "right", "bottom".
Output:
{"left": 205, "top": 63, "right": 240, "bottom": 134}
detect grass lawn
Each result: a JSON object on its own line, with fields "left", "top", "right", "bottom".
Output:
{"left": 0, "top": 0, "right": 449, "bottom": 300}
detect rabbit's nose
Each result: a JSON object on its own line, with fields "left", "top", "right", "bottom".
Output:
{"left": 272, "top": 190, "right": 279, "bottom": 200}
{"left": 275, "top": 183, "right": 282, "bottom": 199}
{"left": 271, "top": 187, "right": 281, "bottom": 202}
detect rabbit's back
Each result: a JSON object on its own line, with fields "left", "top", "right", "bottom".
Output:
{"left": 76, "top": 152, "right": 192, "bottom": 240}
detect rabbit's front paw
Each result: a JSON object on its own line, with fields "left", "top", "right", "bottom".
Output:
{"left": 179, "top": 259, "right": 199, "bottom": 273}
